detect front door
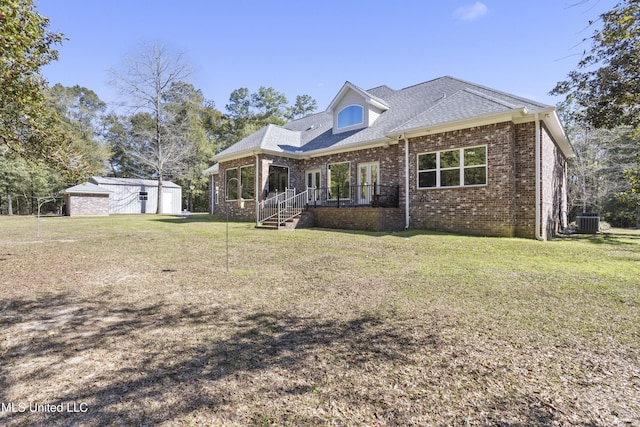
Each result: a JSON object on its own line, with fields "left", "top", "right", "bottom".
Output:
{"left": 358, "top": 162, "right": 380, "bottom": 205}
{"left": 306, "top": 168, "right": 321, "bottom": 201}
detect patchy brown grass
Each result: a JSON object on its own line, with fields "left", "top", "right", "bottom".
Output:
{"left": 0, "top": 215, "right": 639, "bottom": 426}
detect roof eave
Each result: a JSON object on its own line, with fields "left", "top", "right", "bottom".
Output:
{"left": 303, "top": 137, "right": 395, "bottom": 159}
{"left": 212, "top": 147, "right": 302, "bottom": 163}
{"left": 540, "top": 109, "right": 574, "bottom": 158}
{"left": 211, "top": 138, "right": 396, "bottom": 163}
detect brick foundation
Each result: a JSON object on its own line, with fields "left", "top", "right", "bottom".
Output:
{"left": 311, "top": 207, "right": 404, "bottom": 232}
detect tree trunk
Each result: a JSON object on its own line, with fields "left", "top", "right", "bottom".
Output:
{"left": 156, "top": 175, "right": 163, "bottom": 214}
{"left": 7, "top": 192, "right": 12, "bottom": 216}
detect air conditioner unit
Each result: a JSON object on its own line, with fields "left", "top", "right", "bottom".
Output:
{"left": 576, "top": 214, "right": 600, "bottom": 234}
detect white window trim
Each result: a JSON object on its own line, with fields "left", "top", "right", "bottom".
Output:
{"left": 417, "top": 145, "right": 488, "bottom": 189}
{"left": 337, "top": 104, "right": 364, "bottom": 130}
{"left": 305, "top": 168, "right": 321, "bottom": 188}
{"left": 306, "top": 168, "right": 322, "bottom": 201}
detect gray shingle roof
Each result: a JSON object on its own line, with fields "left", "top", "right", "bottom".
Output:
{"left": 213, "top": 76, "right": 552, "bottom": 161}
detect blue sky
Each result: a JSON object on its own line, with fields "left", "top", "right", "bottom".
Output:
{"left": 38, "top": 0, "right": 615, "bottom": 113}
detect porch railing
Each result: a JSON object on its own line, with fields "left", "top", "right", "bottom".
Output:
{"left": 307, "top": 184, "right": 400, "bottom": 208}
{"left": 257, "top": 188, "right": 295, "bottom": 223}
{"left": 276, "top": 189, "right": 308, "bottom": 228}
{"left": 257, "top": 188, "right": 307, "bottom": 228}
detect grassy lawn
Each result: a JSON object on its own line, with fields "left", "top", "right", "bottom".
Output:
{"left": 0, "top": 215, "right": 639, "bottom": 426}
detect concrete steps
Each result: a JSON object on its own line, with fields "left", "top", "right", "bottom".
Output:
{"left": 257, "top": 211, "right": 313, "bottom": 230}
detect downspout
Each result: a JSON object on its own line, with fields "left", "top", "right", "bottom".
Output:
{"left": 534, "top": 113, "right": 544, "bottom": 241}
{"left": 402, "top": 134, "right": 410, "bottom": 230}
{"left": 255, "top": 153, "right": 259, "bottom": 227}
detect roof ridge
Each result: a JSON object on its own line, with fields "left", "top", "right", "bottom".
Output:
{"left": 461, "top": 88, "right": 522, "bottom": 109}
{"left": 386, "top": 88, "right": 458, "bottom": 134}
{"left": 346, "top": 81, "right": 390, "bottom": 106}
{"left": 366, "top": 84, "right": 393, "bottom": 92}
{"left": 261, "top": 124, "right": 273, "bottom": 148}
{"left": 445, "top": 75, "right": 550, "bottom": 107}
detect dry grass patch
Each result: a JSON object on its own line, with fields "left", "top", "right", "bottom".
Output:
{"left": 0, "top": 215, "right": 639, "bottom": 426}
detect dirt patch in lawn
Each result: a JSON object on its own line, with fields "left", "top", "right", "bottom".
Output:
{"left": 0, "top": 216, "right": 638, "bottom": 425}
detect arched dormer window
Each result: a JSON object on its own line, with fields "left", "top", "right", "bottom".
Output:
{"left": 337, "top": 105, "right": 364, "bottom": 129}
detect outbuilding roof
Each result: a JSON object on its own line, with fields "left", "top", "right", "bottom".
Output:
{"left": 64, "top": 182, "right": 111, "bottom": 194}
{"left": 89, "top": 176, "right": 181, "bottom": 188}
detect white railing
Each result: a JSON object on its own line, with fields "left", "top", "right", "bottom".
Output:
{"left": 257, "top": 188, "right": 308, "bottom": 228}
{"left": 276, "top": 189, "right": 308, "bottom": 228}
{"left": 258, "top": 188, "right": 306, "bottom": 226}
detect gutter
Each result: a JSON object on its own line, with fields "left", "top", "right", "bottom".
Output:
{"left": 402, "top": 134, "right": 410, "bottom": 230}
{"left": 535, "top": 112, "right": 544, "bottom": 241}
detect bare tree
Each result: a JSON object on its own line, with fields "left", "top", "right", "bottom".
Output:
{"left": 110, "top": 42, "right": 194, "bottom": 214}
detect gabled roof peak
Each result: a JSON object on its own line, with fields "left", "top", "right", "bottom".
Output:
{"left": 326, "top": 81, "right": 390, "bottom": 112}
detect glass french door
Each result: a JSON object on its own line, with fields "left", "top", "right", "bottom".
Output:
{"left": 306, "top": 168, "right": 321, "bottom": 201}
{"left": 358, "top": 162, "right": 380, "bottom": 205}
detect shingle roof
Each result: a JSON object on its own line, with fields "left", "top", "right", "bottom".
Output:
{"left": 90, "top": 176, "right": 181, "bottom": 188}
{"left": 203, "top": 163, "right": 219, "bottom": 175}
{"left": 213, "top": 76, "right": 553, "bottom": 161}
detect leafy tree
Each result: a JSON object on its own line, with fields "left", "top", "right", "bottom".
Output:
{"left": 0, "top": 0, "right": 89, "bottom": 180}
{"left": 251, "top": 86, "right": 288, "bottom": 125}
{"left": 551, "top": 0, "right": 640, "bottom": 130}
{"left": 109, "top": 42, "right": 195, "bottom": 214}
{"left": 163, "top": 82, "right": 216, "bottom": 211}
{"left": 561, "top": 110, "right": 638, "bottom": 226}
{"left": 285, "top": 94, "right": 318, "bottom": 120}
{"left": 615, "top": 151, "right": 640, "bottom": 227}
{"left": 0, "top": 150, "right": 64, "bottom": 215}
{"left": 47, "top": 84, "right": 111, "bottom": 174}
{"left": 221, "top": 87, "right": 317, "bottom": 149}
{"left": 225, "top": 88, "right": 252, "bottom": 121}
{"left": 552, "top": 0, "right": 640, "bottom": 226}
{"left": 101, "top": 113, "right": 138, "bottom": 177}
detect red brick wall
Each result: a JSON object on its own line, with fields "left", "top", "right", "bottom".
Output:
{"left": 311, "top": 207, "right": 404, "bottom": 232}
{"left": 66, "top": 193, "right": 110, "bottom": 216}
{"left": 216, "top": 157, "right": 258, "bottom": 221}
{"left": 214, "top": 120, "right": 568, "bottom": 238}
{"left": 216, "top": 145, "right": 403, "bottom": 221}
{"left": 406, "top": 122, "right": 518, "bottom": 237}
{"left": 298, "top": 145, "right": 403, "bottom": 192}
{"left": 514, "top": 122, "right": 536, "bottom": 238}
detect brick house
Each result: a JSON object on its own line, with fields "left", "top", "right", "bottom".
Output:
{"left": 207, "top": 76, "right": 573, "bottom": 240}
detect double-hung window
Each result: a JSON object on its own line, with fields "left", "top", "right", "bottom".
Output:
{"left": 417, "top": 146, "right": 487, "bottom": 188}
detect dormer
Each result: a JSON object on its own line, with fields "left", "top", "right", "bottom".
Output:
{"left": 328, "top": 82, "right": 390, "bottom": 134}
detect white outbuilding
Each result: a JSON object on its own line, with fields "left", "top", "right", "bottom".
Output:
{"left": 88, "top": 177, "right": 182, "bottom": 215}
